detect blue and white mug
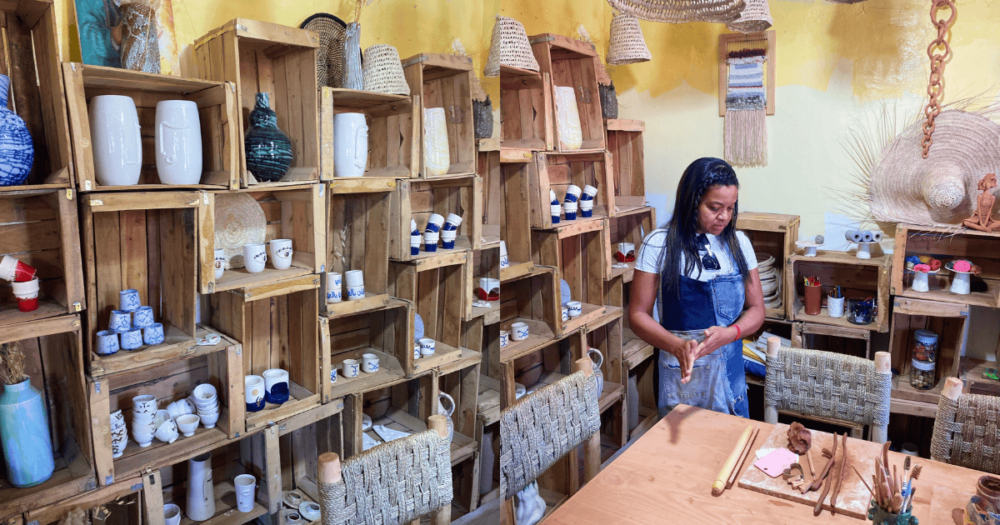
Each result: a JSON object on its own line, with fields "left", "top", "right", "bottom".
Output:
{"left": 109, "top": 310, "right": 132, "bottom": 333}
{"left": 580, "top": 199, "right": 594, "bottom": 218}
{"left": 96, "top": 330, "right": 120, "bottom": 356}
{"left": 511, "top": 322, "right": 530, "bottom": 341}
{"left": 121, "top": 328, "right": 143, "bottom": 350}
{"left": 443, "top": 213, "right": 462, "bottom": 231}
{"left": 499, "top": 330, "right": 509, "bottom": 349}
{"left": 567, "top": 301, "right": 583, "bottom": 318}
{"left": 564, "top": 185, "right": 581, "bottom": 203}
{"left": 132, "top": 306, "right": 154, "bottom": 328}
{"left": 362, "top": 353, "right": 379, "bottom": 374}
{"left": 423, "top": 230, "right": 439, "bottom": 252}
{"left": 143, "top": 323, "right": 164, "bottom": 345}
{"left": 330, "top": 367, "right": 338, "bottom": 384}
{"left": 425, "top": 213, "right": 444, "bottom": 233}
{"left": 441, "top": 229, "right": 457, "bottom": 250}
{"left": 499, "top": 241, "right": 510, "bottom": 269}
{"left": 550, "top": 189, "right": 561, "bottom": 224}
{"left": 563, "top": 201, "right": 578, "bottom": 221}
{"left": 411, "top": 219, "right": 421, "bottom": 256}
{"left": 419, "top": 338, "right": 436, "bottom": 357}
{"left": 342, "top": 359, "right": 360, "bottom": 378}
{"left": 262, "top": 369, "right": 289, "bottom": 405}
{"left": 326, "top": 272, "right": 342, "bottom": 303}
{"left": 582, "top": 185, "right": 598, "bottom": 201}
{"left": 119, "top": 289, "right": 140, "bottom": 312}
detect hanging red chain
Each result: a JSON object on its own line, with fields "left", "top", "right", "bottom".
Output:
{"left": 921, "top": 0, "right": 956, "bottom": 158}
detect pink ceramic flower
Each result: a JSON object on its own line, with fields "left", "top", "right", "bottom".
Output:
{"left": 953, "top": 260, "right": 972, "bottom": 273}
{"left": 913, "top": 264, "right": 931, "bottom": 273}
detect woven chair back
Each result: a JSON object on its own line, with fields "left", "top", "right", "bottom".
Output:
{"left": 931, "top": 391, "right": 1000, "bottom": 475}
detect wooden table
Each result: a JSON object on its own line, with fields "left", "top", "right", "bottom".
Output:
{"left": 544, "top": 405, "right": 981, "bottom": 524}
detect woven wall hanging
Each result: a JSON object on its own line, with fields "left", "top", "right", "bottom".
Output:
{"left": 719, "top": 31, "right": 775, "bottom": 168}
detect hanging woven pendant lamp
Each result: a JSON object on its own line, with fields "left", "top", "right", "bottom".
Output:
{"left": 484, "top": 16, "right": 539, "bottom": 77}
{"left": 606, "top": 0, "right": 747, "bottom": 24}
{"left": 607, "top": 14, "right": 652, "bottom": 65}
{"left": 726, "top": 0, "right": 772, "bottom": 33}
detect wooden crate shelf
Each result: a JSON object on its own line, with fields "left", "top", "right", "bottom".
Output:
{"left": 0, "top": 0, "right": 73, "bottom": 192}
{"left": 402, "top": 53, "right": 476, "bottom": 179}
{"left": 737, "top": 212, "right": 799, "bottom": 320}
{"left": 194, "top": 18, "right": 320, "bottom": 188}
{"left": 528, "top": 34, "right": 604, "bottom": 153}
{"left": 533, "top": 218, "right": 611, "bottom": 336}
{"left": 891, "top": 224, "right": 1000, "bottom": 308}
{"left": 791, "top": 322, "right": 872, "bottom": 359}
{"left": 320, "top": 88, "right": 418, "bottom": 181}
{"left": 477, "top": 138, "right": 501, "bottom": 248}
{"left": 390, "top": 251, "right": 472, "bottom": 360}
{"left": 0, "top": 316, "right": 95, "bottom": 520}
{"left": 467, "top": 247, "right": 501, "bottom": 325}
{"left": 389, "top": 176, "right": 483, "bottom": 261}
{"left": 438, "top": 357, "right": 482, "bottom": 463}
{"left": 87, "top": 335, "right": 242, "bottom": 486}
{"left": 204, "top": 184, "right": 325, "bottom": 294}
{"left": 529, "top": 151, "right": 614, "bottom": 230}
{"left": 583, "top": 314, "right": 627, "bottom": 450}
{"left": 350, "top": 374, "right": 434, "bottom": 457}
{"left": 605, "top": 206, "right": 655, "bottom": 284}
{"left": 81, "top": 192, "right": 205, "bottom": 374}
{"left": 62, "top": 64, "right": 239, "bottom": 192}
{"left": 960, "top": 358, "right": 1000, "bottom": 397}
{"left": 500, "top": 66, "right": 552, "bottom": 153}
{"left": 475, "top": 374, "right": 500, "bottom": 510}
{"left": 605, "top": 119, "right": 646, "bottom": 215}
{"left": 887, "top": 297, "right": 968, "bottom": 418}
{"left": 206, "top": 275, "right": 322, "bottom": 433}
{"left": 0, "top": 189, "right": 85, "bottom": 327}
{"left": 500, "top": 266, "right": 561, "bottom": 363}
{"left": 24, "top": 471, "right": 145, "bottom": 525}
{"left": 487, "top": 155, "right": 534, "bottom": 282}
{"left": 322, "top": 180, "right": 391, "bottom": 316}
{"left": 785, "top": 250, "right": 890, "bottom": 332}
{"left": 623, "top": 345, "right": 658, "bottom": 443}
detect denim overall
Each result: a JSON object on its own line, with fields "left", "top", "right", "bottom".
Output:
{"left": 657, "top": 271, "right": 750, "bottom": 418}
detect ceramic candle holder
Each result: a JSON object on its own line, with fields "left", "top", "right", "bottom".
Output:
{"left": 423, "top": 230, "right": 440, "bottom": 252}
{"left": 550, "top": 189, "right": 561, "bottom": 224}
{"left": 109, "top": 310, "right": 132, "bottom": 333}
{"left": 580, "top": 199, "right": 594, "bottom": 217}
{"left": 411, "top": 219, "right": 421, "bottom": 256}
{"left": 362, "top": 353, "right": 379, "bottom": 373}
{"left": 582, "top": 185, "right": 598, "bottom": 201}
{"left": 563, "top": 201, "right": 578, "bottom": 221}
{"left": 214, "top": 248, "right": 226, "bottom": 279}
{"left": 419, "top": 338, "right": 436, "bottom": 357}
{"left": 342, "top": 359, "right": 360, "bottom": 378}
{"left": 245, "top": 375, "right": 265, "bottom": 412}
{"left": 326, "top": 272, "right": 343, "bottom": 303}
{"left": 262, "top": 369, "right": 290, "bottom": 404}
{"left": 567, "top": 301, "right": 583, "bottom": 318}
{"left": 119, "top": 288, "right": 141, "bottom": 312}
{"left": 511, "top": 322, "right": 529, "bottom": 341}
{"left": 96, "top": 330, "right": 120, "bottom": 356}
{"left": 269, "top": 239, "right": 293, "bottom": 270}
{"left": 244, "top": 244, "right": 267, "bottom": 273}
{"left": 121, "top": 328, "right": 143, "bottom": 350}
{"left": 132, "top": 306, "right": 154, "bottom": 328}
{"left": 143, "top": 323, "right": 165, "bottom": 346}
{"left": 0, "top": 255, "right": 36, "bottom": 282}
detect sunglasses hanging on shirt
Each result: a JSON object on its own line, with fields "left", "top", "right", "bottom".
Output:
{"left": 697, "top": 234, "right": 722, "bottom": 271}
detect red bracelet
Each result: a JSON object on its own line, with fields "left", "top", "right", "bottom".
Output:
{"left": 733, "top": 324, "right": 742, "bottom": 342}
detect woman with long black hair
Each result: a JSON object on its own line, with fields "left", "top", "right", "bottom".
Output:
{"left": 628, "top": 157, "right": 765, "bottom": 418}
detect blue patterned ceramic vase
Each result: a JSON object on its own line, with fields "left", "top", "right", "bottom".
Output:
{"left": 0, "top": 378, "right": 55, "bottom": 487}
{"left": 244, "top": 93, "right": 292, "bottom": 183}
{"left": 0, "top": 75, "right": 34, "bottom": 186}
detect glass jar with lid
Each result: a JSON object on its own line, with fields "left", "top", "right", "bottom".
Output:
{"left": 910, "top": 329, "right": 938, "bottom": 390}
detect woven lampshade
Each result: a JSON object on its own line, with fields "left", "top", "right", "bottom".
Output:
{"left": 362, "top": 44, "right": 410, "bottom": 96}
{"left": 484, "top": 15, "right": 539, "bottom": 77}
{"left": 726, "top": 0, "right": 772, "bottom": 33}
{"left": 214, "top": 193, "right": 266, "bottom": 270}
{"left": 827, "top": 0, "right": 867, "bottom": 3}
{"left": 300, "top": 14, "right": 348, "bottom": 89}
{"left": 606, "top": 0, "right": 747, "bottom": 24}
{"left": 607, "top": 14, "right": 651, "bottom": 66}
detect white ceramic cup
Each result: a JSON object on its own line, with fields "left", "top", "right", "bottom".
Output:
{"left": 214, "top": 248, "right": 226, "bottom": 279}
{"left": 154, "top": 418, "right": 180, "bottom": 444}
{"left": 155, "top": 100, "right": 202, "bottom": 185}
{"left": 269, "top": 239, "right": 293, "bottom": 270}
{"left": 245, "top": 375, "right": 265, "bottom": 407}
{"left": 579, "top": 199, "right": 594, "bottom": 214}
{"left": 327, "top": 272, "right": 343, "bottom": 303}
{"left": 564, "top": 184, "right": 582, "bottom": 202}
{"left": 199, "top": 411, "right": 220, "bottom": 429}
{"left": 235, "top": 474, "right": 257, "bottom": 513}
{"left": 426, "top": 213, "right": 445, "bottom": 232}
{"left": 582, "top": 185, "right": 598, "bottom": 200}
{"left": 567, "top": 301, "right": 583, "bottom": 318}
{"left": 827, "top": 296, "right": 845, "bottom": 318}
{"left": 176, "top": 414, "right": 200, "bottom": 437}
{"left": 419, "top": 338, "right": 436, "bottom": 357}
{"left": 618, "top": 242, "right": 635, "bottom": 257}
{"left": 111, "top": 409, "right": 126, "bottom": 429}
{"left": 243, "top": 244, "right": 267, "bottom": 273}
{"left": 193, "top": 384, "right": 218, "bottom": 407}
{"left": 499, "top": 330, "right": 509, "bottom": 349}
{"left": 444, "top": 213, "right": 463, "bottom": 230}
{"left": 480, "top": 278, "right": 500, "bottom": 295}
{"left": 347, "top": 285, "right": 365, "bottom": 301}
{"left": 511, "top": 322, "right": 529, "bottom": 341}
{"left": 362, "top": 353, "right": 379, "bottom": 373}
{"left": 414, "top": 344, "right": 421, "bottom": 360}
{"left": 164, "top": 504, "right": 181, "bottom": 525}
{"left": 563, "top": 201, "right": 578, "bottom": 217}
{"left": 132, "top": 394, "right": 157, "bottom": 415}
{"left": 133, "top": 430, "right": 154, "bottom": 448}
{"left": 561, "top": 307, "right": 569, "bottom": 322}
{"left": 334, "top": 112, "right": 369, "bottom": 178}
{"left": 423, "top": 230, "right": 440, "bottom": 250}
{"left": 166, "top": 399, "right": 193, "bottom": 420}
{"left": 90, "top": 95, "right": 142, "bottom": 187}
{"left": 345, "top": 270, "right": 364, "bottom": 288}
{"left": 262, "top": 369, "right": 289, "bottom": 398}
{"left": 499, "top": 241, "right": 509, "bottom": 269}
{"left": 342, "top": 359, "right": 360, "bottom": 378}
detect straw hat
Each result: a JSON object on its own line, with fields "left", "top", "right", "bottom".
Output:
{"left": 362, "top": 44, "right": 410, "bottom": 96}
{"left": 300, "top": 14, "right": 348, "bottom": 89}
{"left": 867, "top": 110, "right": 1000, "bottom": 227}
{"left": 607, "top": 0, "right": 747, "bottom": 24}
{"left": 607, "top": 14, "right": 651, "bottom": 66}
{"left": 484, "top": 16, "right": 540, "bottom": 77}
{"left": 726, "top": 0, "right": 772, "bottom": 33}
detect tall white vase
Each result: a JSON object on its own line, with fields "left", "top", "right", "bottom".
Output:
{"left": 423, "top": 108, "right": 450, "bottom": 177}
{"left": 334, "top": 112, "right": 368, "bottom": 177}
{"left": 186, "top": 452, "right": 216, "bottom": 521}
{"left": 155, "top": 100, "right": 203, "bottom": 185}
{"left": 90, "top": 95, "right": 142, "bottom": 186}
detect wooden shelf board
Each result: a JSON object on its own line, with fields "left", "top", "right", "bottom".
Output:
{"left": 438, "top": 347, "right": 481, "bottom": 376}
{"left": 558, "top": 303, "right": 606, "bottom": 336}
{"left": 790, "top": 250, "right": 889, "bottom": 267}
{"left": 411, "top": 340, "right": 464, "bottom": 376}
{"left": 889, "top": 372, "right": 948, "bottom": 418}
{"left": 791, "top": 302, "right": 877, "bottom": 331}
{"left": 329, "top": 349, "right": 408, "bottom": 398}
{"left": 500, "top": 260, "right": 535, "bottom": 283}
{"left": 90, "top": 325, "right": 229, "bottom": 378}
{"left": 466, "top": 300, "right": 500, "bottom": 324}
{"left": 0, "top": 300, "right": 68, "bottom": 327}
{"left": 480, "top": 234, "right": 502, "bottom": 248}
{"left": 323, "top": 293, "right": 392, "bottom": 319}
{"left": 500, "top": 317, "right": 559, "bottom": 363}
{"left": 537, "top": 215, "right": 606, "bottom": 238}
{"left": 245, "top": 381, "right": 321, "bottom": 432}
{"left": 598, "top": 381, "right": 625, "bottom": 413}
{"left": 0, "top": 439, "right": 95, "bottom": 519}
{"left": 326, "top": 88, "right": 410, "bottom": 108}
{"left": 896, "top": 280, "right": 1000, "bottom": 309}
{"left": 746, "top": 373, "right": 765, "bottom": 388}
{"left": 960, "top": 358, "right": 1000, "bottom": 397}
{"left": 604, "top": 119, "right": 644, "bottom": 132}
{"left": 177, "top": 480, "right": 267, "bottom": 525}
{"left": 612, "top": 204, "right": 652, "bottom": 217}
{"left": 584, "top": 306, "right": 623, "bottom": 332}
{"left": 367, "top": 408, "right": 478, "bottom": 464}
{"left": 609, "top": 261, "right": 636, "bottom": 282}
{"left": 327, "top": 177, "right": 398, "bottom": 194}
{"left": 212, "top": 264, "right": 314, "bottom": 293}
{"left": 623, "top": 337, "right": 655, "bottom": 371}
{"left": 115, "top": 423, "right": 228, "bottom": 482}
{"left": 400, "top": 238, "right": 473, "bottom": 263}
{"left": 477, "top": 376, "right": 501, "bottom": 427}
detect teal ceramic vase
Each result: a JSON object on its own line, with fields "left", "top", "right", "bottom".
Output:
{"left": 244, "top": 93, "right": 292, "bottom": 183}
{"left": 0, "top": 378, "right": 55, "bottom": 487}
{"left": 868, "top": 500, "right": 918, "bottom": 525}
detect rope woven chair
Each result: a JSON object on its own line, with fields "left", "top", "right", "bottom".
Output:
{"left": 318, "top": 416, "right": 453, "bottom": 525}
{"left": 607, "top": 0, "right": 747, "bottom": 24}
{"left": 931, "top": 377, "right": 1000, "bottom": 475}
{"left": 500, "top": 358, "right": 602, "bottom": 501}
{"left": 764, "top": 337, "right": 892, "bottom": 443}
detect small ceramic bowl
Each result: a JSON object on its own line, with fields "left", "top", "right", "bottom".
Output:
{"left": 176, "top": 414, "right": 201, "bottom": 437}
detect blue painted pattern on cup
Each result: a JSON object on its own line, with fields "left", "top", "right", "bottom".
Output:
{"left": 425, "top": 213, "right": 444, "bottom": 233}
{"left": 330, "top": 367, "right": 338, "bottom": 384}
{"left": 347, "top": 285, "right": 365, "bottom": 300}
{"left": 132, "top": 306, "right": 154, "bottom": 328}
{"left": 119, "top": 289, "right": 141, "bottom": 312}
{"left": 109, "top": 310, "right": 132, "bottom": 332}
{"left": 143, "top": 323, "right": 164, "bottom": 345}
{"left": 326, "top": 272, "right": 342, "bottom": 302}
{"left": 564, "top": 185, "right": 582, "bottom": 203}
{"left": 96, "top": 330, "right": 120, "bottom": 356}
{"left": 121, "top": 328, "right": 143, "bottom": 350}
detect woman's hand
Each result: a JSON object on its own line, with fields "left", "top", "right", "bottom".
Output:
{"left": 694, "top": 325, "right": 737, "bottom": 359}
{"left": 677, "top": 339, "right": 699, "bottom": 384}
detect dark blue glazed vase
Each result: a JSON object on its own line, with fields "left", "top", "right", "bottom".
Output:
{"left": 244, "top": 93, "right": 292, "bottom": 182}
{"left": 0, "top": 75, "right": 34, "bottom": 186}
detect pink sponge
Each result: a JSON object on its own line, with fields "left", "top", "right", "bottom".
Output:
{"left": 953, "top": 260, "right": 972, "bottom": 273}
{"left": 913, "top": 264, "right": 931, "bottom": 273}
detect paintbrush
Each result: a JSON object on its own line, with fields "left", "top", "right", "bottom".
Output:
{"left": 853, "top": 465, "right": 874, "bottom": 498}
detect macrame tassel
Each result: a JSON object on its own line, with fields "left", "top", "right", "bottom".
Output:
{"left": 724, "top": 109, "right": 768, "bottom": 168}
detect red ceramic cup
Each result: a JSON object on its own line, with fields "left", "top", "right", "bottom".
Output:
{"left": 803, "top": 283, "right": 822, "bottom": 316}
{"left": 0, "top": 255, "right": 36, "bottom": 282}
{"left": 11, "top": 277, "right": 40, "bottom": 312}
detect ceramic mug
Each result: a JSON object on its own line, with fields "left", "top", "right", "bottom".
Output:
{"left": 828, "top": 296, "right": 845, "bottom": 318}
{"left": 214, "top": 248, "right": 226, "bottom": 279}
{"left": 263, "top": 369, "right": 290, "bottom": 404}
{"left": 121, "top": 328, "right": 143, "bottom": 350}
{"left": 326, "top": 272, "right": 343, "bottom": 303}
{"left": 244, "top": 244, "right": 267, "bottom": 273}
{"left": 362, "top": 353, "right": 379, "bottom": 373}
{"left": 96, "top": 330, "right": 120, "bottom": 356}
{"left": 245, "top": 375, "right": 265, "bottom": 412}
{"left": 411, "top": 232, "right": 422, "bottom": 255}
{"left": 414, "top": 344, "right": 421, "bottom": 360}
{"left": 423, "top": 230, "right": 440, "bottom": 252}
{"left": 132, "top": 305, "right": 154, "bottom": 328}
{"left": 416, "top": 338, "right": 434, "bottom": 357}
{"left": 345, "top": 270, "right": 364, "bottom": 300}
{"left": 441, "top": 229, "right": 458, "bottom": 249}
{"left": 499, "top": 241, "right": 510, "bottom": 269}
{"left": 330, "top": 367, "right": 338, "bottom": 383}
{"left": 0, "top": 255, "right": 36, "bottom": 282}
{"left": 550, "top": 189, "right": 561, "bottom": 224}
{"left": 11, "top": 277, "right": 38, "bottom": 312}
{"left": 144, "top": 323, "right": 165, "bottom": 346}
{"left": 342, "top": 359, "right": 360, "bottom": 378}
{"left": 333, "top": 112, "right": 369, "bottom": 178}
{"left": 155, "top": 100, "right": 203, "bottom": 185}
{"left": 499, "top": 330, "right": 509, "bottom": 349}
{"left": 164, "top": 504, "right": 181, "bottom": 525}
{"left": 111, "top": 409, "right": 126, "bottom": 429}
{"left": 582, "top": 185, "right": 598, "bottom": 201}
{"left": 561, "top": 307, "right": 569, "bottom": 322}
{"left": 90, "top": 95, "right": 142, "bottom": 187}
{"left": 109, "top": 309, "right": 132, "bottom": 333}
{"left": 154, "top": 418, "right": 180, "bottom": 444}
{"left": 580, "top": 199, "right": 594, "bottom": 217}
{"left": 269, "top": 239, "right": 293, "bottom": 270}
{"left": 564, "top": 184, "right": 582, "bottom": 203}
{"left": 511, "top": 322, "right": 529, "bottom": 341}
{"left": 563, "top": 201, "right": 578, "bottom": 221}
{"left": 235, "top": 474, "right": 257, "bottom": 513}
{"left": 567, "top": 301, "right": 583, "bottom": 318}
{"left": 426, "top": 213, "right": 444, "bottom": 233}
{"left": 132, "top": 394, "right": 158, "bottom": 415}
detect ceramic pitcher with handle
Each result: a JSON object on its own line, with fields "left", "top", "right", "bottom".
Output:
{"left": 588, "top": 348, "right": 604, "bottom": 398}
{"left": 437, "top": 392, "right": 455, "bottom": 443}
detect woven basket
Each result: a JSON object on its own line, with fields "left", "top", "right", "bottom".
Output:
{"left": 726, "top": 0, "right": 772, "bottom": 32}
{"left": 300, "top": 14, "right": 348, "bottom": 89}
{"left": 362, "top": 44, "right": 410, "bottom": 96}
{"left": 607, "top": 0, "right": 747, "bottom": 23}
{"left": 607, "top": 14, "right": 651, "bottom": 65}
{"left": 213, "top": 193, "right": 267, "bottom": 270}
{"left": 484, "top": 16, "right": 539, "bottom": 77}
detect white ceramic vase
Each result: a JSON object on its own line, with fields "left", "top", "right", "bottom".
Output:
{"left": 186, "top": 452, "right": 216, "bottom": 521}
{"left": 155, "top": 100, "right": 203, "bottom": 185}
{"left": 423, "top": 108, "right": 450, "bottom": 177}
{"left": 90, "top": 95, "right": 142, "bottom": 187}
{"left": 334, "top": 113, "right": 368, "bottom": 177}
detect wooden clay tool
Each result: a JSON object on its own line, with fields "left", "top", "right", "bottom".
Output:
{"left": 713, "top": 424, "right": 757, "bottom": 496}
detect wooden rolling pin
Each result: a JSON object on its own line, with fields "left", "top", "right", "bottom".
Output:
{"left": 712, "top": 424, "right": 757, "bottom": 496}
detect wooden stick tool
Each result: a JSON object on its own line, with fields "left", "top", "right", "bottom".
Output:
{"left": 713, "top": 424, "right": 757, "bottom": 496}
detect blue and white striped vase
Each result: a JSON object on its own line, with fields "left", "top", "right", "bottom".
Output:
{"left": 0, "top": 75, "right": 34, "bottom": 186}
{"left": 0, "top": 378, "right": 55, "bottom": 487}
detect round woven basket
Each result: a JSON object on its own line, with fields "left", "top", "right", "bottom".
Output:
{"left": 607, "top": 0, "right": 747, "bottom": 24}
{"left": 726, "top": 0, "right": 772, "bottom": 32}
{"left": 484, "top": 15, "right": 539, "bottom": 77}
{"left": 300, "top": 14, "right": 348, "bottom": 89}
{"left": 607, "top": 14, "right": 651, "bottom": 66}
{"left": 362, "top": 44, "right": 410, "bottom": 95}
{"left": 214, "top": 193, "right": 267, "bottom": 270}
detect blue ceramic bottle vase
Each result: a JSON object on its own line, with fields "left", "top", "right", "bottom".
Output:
{"left": 0, "top": 378, "right": 55, "bottom": 487}
{"left": 0, "top": 74, "right": 34, "bottom": 186}
{"left": 244, "top": 93, "right": 293, "bottom": 183}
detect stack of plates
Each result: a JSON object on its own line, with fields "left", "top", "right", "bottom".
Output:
{"left": 757, "top": 253, "right": 782, "bottom": 310}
